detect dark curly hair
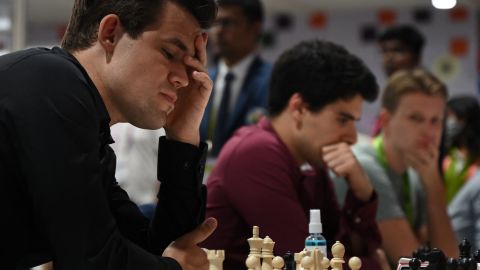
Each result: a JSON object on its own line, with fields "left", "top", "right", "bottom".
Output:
{"left": 447, "top": 95, "right": 480, "bottom": 161}
{"left": 268, "top": 39, "right": 379, "bottom": 116}
{"left": 62, "top": 0, "right": 217, "bottom": 52}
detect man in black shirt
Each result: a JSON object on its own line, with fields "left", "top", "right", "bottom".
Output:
{"left": 0, "top": 0, "right": 217, "bottom": 269}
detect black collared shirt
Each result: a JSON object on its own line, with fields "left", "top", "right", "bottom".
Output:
{"left": 0, "top": 47, "right": 207, "bottom": 269}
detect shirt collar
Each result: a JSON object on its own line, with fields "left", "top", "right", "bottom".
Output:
{"left": 217, "top": 53, "right": 256, "bottom": 79}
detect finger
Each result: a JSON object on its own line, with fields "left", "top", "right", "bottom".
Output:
{"left": 185, "top": 55, "right": 207, "bottom": 73}
{"left": 202, "top": 32, "right": 209, "bottom": 45}
{"left": 322, "top": 143, "right": 342, "bottom": 154}
{"left": 192, "top": 71, "right": 213, "bottom": 92}
{"left": 405, "top": 153, "right": 425, "bottom": 169}
{"left": 195, "top": 34, "right": 207, "bottom": 66}
{"left": 177, "top": 217, "right": 217, "bottom": 247}
{"left": 331, "top": 162, "right": 354, "bottom": 178}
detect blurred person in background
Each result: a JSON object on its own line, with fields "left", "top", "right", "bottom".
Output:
{"left": 372, "top": 25, "right": 425, "bottom": 137}
{"left": 446, "top": 96, "right": 480, "bottom": 250}
{"left": 203, "top": 39, "right": 388, "bottom": 270}
{"left": 200, "top": 0, "right": 272, "bottom": 156}
{"left": 443, "top": 95, "right": 480, "bottom": 203}
{"left": 335, "top": 68, "right": 458, "bottom": 266}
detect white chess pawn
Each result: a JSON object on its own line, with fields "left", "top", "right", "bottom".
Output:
{"left": 246, "top": 255, "right": 261, "bottom": 270}
{"left": 294, "top": 250, "right": 308, "bottom": 270}
{"left": 301, "top": 254, "right": 314, "bottom": 270}
{"left": 348, "top": 256, "right": 362, "bottom": 270}
{"left": 330, "top": 241, "right": 345, "bottom": 270}
{"left": 321, "top": 257, "right": 330, "bottom": 270}
{"left": 272, "top": 256, "right": 285, "bottom": 270}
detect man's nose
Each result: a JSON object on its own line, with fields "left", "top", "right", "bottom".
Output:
{"left": 168, "top": 63, "right": 189, "bottom": 89}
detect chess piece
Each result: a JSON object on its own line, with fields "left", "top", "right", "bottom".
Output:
{"left": 458, "top": 239, "right": 474, "bottom": 270}
{"left": 348, "top": 257, "right": 362, "bottom": 270}
{"left": 473, "top": 250, "right": 480, "bottom": 264}
{"left": 206, "top": 249, "right": 225, "bottom": 270}
{"left": 330, "top": 241, "right": 345, "bottom": 270}
{"left": 426, "top": 248, "right": 447, "bottom": 270}
{"left": 247, "top": 255, "right": 261, "bottom": 270}
{"left": 300, "top": 254, "right": 314, "bottom": 270}
{"left": 294, "top": 250, "right": 308, "bottom": 270}
{"left": 409, "top": 257, "right": 421, "bottom": 270}
{"left": 262, "top": 236, "right": 275, "bottom": 270}
{"left": 321, "top": 257, "right": 330, "bottom": 270}
{"left": 460, "top": 239, "right": 472, "bottom": 259}
{"left": 312, "top": 249, "right": 324, "bottom": 270}
{"left": 283, "top": 251, "right": 295, "bottom": 270}
{"left": 248, "top": 226, "right": 264, "bottom": 259}
{"left": 272, "top": 256, "right": 285, "bottom": 270}
{"left": 447, "top": 257, "right": 458, "bottom": 270}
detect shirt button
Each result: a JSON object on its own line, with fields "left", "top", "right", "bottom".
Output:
{"left": 354, "top": 217, "right": 361, "bottom": 224}
{"left": 183, "top": 162, "right": 190, "bottom": 170}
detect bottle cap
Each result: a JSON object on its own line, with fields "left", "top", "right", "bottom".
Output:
{"left": 309, "top": 209, "right": 322, "bottom": 233}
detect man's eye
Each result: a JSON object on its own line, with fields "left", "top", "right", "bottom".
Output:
{"left": 338, "top": 118, "right": 348, "bottom": 125}
{"left": 162, "top": 49, "right": 174, "bottom": 60}
{"left": 409, "top": 115, "right": 423, "bottom": 123}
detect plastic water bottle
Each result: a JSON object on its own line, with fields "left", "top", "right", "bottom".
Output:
{"left": 305, "top": 209, "right": 327, "bottom": 256}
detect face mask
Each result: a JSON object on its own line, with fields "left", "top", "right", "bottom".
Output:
{"left": 445, "top": 117, "right": 464, "bottom": 147}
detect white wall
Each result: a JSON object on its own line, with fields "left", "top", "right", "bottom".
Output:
{"left": 259, "top": 4, "right": 478, "bottom": 134}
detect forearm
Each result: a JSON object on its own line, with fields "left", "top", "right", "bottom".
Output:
{"left": 425, "top": 193, "right": 458, "bottom": 257}
{"left": 421, "top": 172, "right": 457, "bottom": 257}
{"left": 339, "top": 191, "right": 381, "bottom": 256}
{"left": 151, "top": 137, "right": 208, "bottom": 252}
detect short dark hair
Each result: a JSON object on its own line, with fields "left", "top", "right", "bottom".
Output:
{"left": 268, "top": 39, "right": 378, "bottom": 116}
{"left": 217, "top": 0, "right": 264, "bottom": 23}
{"left": 61, "top": 0, "right": 217, "bottom": 52}
{"left": 378, "top": 25, "right": 425, "bottom": 58}
{"left": 447, "top": 95, "right": 480, "bottom": 160}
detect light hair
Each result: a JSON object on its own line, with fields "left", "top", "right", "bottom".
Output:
{"left": 382, "top": 68, "right": 448, "bottom": 113}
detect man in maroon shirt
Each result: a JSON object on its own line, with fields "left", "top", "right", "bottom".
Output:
{"left": 202, "top": 40, "right": 388, "bottom": 270}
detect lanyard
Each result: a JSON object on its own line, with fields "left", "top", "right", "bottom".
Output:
{"left": 444, "top": 148, "right": 471, "bottom": 204}
{"left": 373, "top": 136, "right": 414, "bottom": 225}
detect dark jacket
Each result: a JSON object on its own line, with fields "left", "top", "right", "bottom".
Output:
{"left": 200, "top": 56, "right": 272, "bottom": 155}
{"left": 0, "top": 47, "right": 207, "bottom": 270}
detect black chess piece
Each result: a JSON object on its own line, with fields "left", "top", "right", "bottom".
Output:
{"left": 409, "top": 257, "right": 422, "bottom": 270}
{"left": 459, "top": 239, "right": 472, "bottom": 259}
{"left": 458, "top": 239, "right": 475, "bottom": 270}
{"left": 283, "top": 251, "right": 295, "bottom": 270}
{"left": 425, "top": 248, "right": 447, "bottom": 270}
{"left": 447, "top": 258, "right": 459, "bottom": 270}
{"left": 473, "top": 249, "right": 480, "bottom": 264}
{"left": 457, "top": 257, "right": 474, "bottom": 270}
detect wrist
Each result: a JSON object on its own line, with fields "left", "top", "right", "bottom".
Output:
{"left": 165, "top": 131, "right": 200, "bottom": 147}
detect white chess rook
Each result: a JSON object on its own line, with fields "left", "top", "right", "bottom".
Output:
{"left": 206, "top": 249, "right": 225, "bottom": 270}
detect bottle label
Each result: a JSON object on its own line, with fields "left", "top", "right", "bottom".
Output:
{"left": 305, "top": 239, "right": 327, "bottom": 257}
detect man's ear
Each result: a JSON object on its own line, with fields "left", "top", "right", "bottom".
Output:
{"left": 97, "top": 14, "right": 123, "bottom": 55}
{"left": 288, "top": 93, "right": 306, "bottom": 127}
{"left": 379, "top": 108, "right": 391, "bottom": 134}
